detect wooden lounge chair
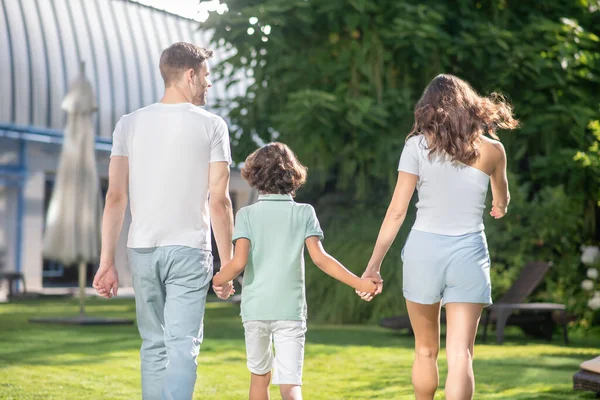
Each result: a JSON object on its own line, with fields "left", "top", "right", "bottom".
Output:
{"left": 481, "top": 261, "right": 568, "bottom": 344}
{"left": 381, "top": 261, "right": 568, "bottom": 344}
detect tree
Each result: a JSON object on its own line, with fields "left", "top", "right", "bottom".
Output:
{"left": 204, "top": 0, "right": 599, "bottom": 206}
{"left": 202, "top": 0, "right": 600, "bottom": 323}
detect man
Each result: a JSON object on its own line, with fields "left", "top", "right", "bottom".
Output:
{"left": 93, "top": 42, "right": 235, "bottom": 400}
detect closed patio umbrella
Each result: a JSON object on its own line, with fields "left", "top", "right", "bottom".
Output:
{"left": 34, "top": 62, "right": 130, "bottom": 325}
{"left": 42, "top": 62, "right": 101, "bottom": 317}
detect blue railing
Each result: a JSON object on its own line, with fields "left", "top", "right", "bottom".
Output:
{"left": 0, "top": 122, "right": 113, "bottom": 152}
{"left": 0, "top": 123, "right": 112, "bottom": 292}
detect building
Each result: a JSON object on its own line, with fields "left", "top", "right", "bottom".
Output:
{"left": 0, "top": 0, "right": 253, "bottom": 297}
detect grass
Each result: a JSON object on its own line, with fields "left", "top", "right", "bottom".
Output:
{"left": 0, "top": 297, "right": 598, "bottom": 399}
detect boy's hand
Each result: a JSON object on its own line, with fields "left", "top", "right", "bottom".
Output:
{"left": 356, "top": 268, "right": 383, "bottom": 302}
{"left": 358, "top": 278, "right": 378, "bottom": 295}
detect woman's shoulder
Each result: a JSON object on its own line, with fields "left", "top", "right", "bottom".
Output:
{"left": 479, "top": 136, "right": 506, "bottom": 167}
{"left": 404, "top": 135, "right": 429, "bottom": 153}
{"left": 480, "top": 136, "right": 505, "bottom": 154}
{"left": 405, "top": 134, "right": 426, "bottom": 145}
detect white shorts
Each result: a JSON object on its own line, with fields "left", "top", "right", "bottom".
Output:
{"left": 243, "top": 320, "right": 307, "bottom": 386}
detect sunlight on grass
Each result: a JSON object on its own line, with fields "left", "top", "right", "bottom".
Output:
{"left": 0, "top": 297, "right": 598, "bottom": 399}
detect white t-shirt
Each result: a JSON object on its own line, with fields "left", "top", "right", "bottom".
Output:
{"left": 398, "top": 135, "right": 489, "bottom": 236}
{"left": 111, "top": 102, "right": 232, "bottom": 250}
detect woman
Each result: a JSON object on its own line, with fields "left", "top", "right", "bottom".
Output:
{"left": 358, "top": 74, "right": 518, "bottom": 400}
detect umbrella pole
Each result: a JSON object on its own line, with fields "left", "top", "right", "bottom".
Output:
{"left": 78, "top": 262, "right": 86, "bottom": 317}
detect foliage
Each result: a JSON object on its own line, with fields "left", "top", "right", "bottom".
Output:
{"left": 304, "top": 204, "right": 412, "bottom": 323}
{"left": 204, "top": 0, "right": 600, "bottom": 204}
{"left": 574, "top": 119, "right": 600, "bottom": 235}
{"left": 304, "top": 179, "right": 585, "bottom": 325}
{"left": 483, "top": 176, "right": 585, "bottom": 316}
{"left": 202, "top": 0, "right": 600, "bottom": 325}
{"left": 577, "top": 245, "right": 600, "bottom": 328}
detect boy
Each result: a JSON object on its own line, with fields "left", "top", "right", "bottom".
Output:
{"left": 213, "top": 142, "right": 378, "bottom": 400}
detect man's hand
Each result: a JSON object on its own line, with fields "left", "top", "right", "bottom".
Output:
{"left": 93, "top": 260, "right": 119, "bottom": 299}
{"left": 212, "top": 275, "right": 235, "bottom": 300}
{"left": 355, "top": 267, "right": 383, "bottom": 302}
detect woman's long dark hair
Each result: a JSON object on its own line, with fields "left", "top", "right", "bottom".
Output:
{"left": 407, "top": 74, "right": 519, "bottom": 165}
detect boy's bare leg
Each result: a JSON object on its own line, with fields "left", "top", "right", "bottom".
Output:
{"left": 279, "top": 384, "right": 302, "bottom": 400}
{"left": 250, "top": 372, "right": 272, "bottom": 400}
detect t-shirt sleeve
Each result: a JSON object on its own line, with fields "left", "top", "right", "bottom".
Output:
{"left": 110, "top": 118, "right": 128, "bottom": 157}
{"left": 232, "top": 208, "right": 250, "bottom": 244}
{"left": 305, "top": 206, "right": 324, "bottom": 241}
{"left": 397, "top": 136, "right": 420, "bottom": 175}
{"left": 210, "top": 117, "right": 232, "bottom": 164}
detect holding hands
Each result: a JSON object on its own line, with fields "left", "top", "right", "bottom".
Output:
{"left": 212, "top": 272, "right": 236, "bottom": 300}
{"left": 356, "top": 267, "right": 383, "bottom": 302}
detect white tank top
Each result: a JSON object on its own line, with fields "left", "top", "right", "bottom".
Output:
{"left": 398, "top": 135, "right": 489, "bottom": 236}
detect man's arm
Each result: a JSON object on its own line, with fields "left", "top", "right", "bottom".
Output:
{"left": 93, "top": 156, "right": 128, "bottom": 298}
{"left": 208, "top": 162, "right": 235, "bottom": 299}
{"left": 209, "top": 162, "right": 234, "bottom": 263}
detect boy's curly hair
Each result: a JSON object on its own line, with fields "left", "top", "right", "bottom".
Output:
{"left": 241, "top": 142, "right": 307, "bottom": 196}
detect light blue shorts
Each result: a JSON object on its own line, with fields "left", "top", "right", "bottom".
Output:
{"left": 401, "top": 229, "right": 492, "bottom": 307}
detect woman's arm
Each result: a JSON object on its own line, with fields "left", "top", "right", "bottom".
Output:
{"left": 359, "top": 171, "right": 418, "bottom": 300}
{"left": 489, "top": 141, "right": 510, "bottom": 219}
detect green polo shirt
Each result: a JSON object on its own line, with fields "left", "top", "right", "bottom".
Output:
{"left": 232, "top": 193, "right": 324, "bottom": 322}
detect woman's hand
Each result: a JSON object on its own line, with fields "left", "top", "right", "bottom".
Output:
{"left": 355, "top": 267, "right": 383, "bottom": 302}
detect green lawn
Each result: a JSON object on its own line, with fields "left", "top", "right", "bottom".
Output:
{"left": 0, "top": 297, "right": 597, "bottom": 399}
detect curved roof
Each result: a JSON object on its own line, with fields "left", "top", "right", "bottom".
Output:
{"left": 0, "top": 0, "right": 244, "bottom": 138}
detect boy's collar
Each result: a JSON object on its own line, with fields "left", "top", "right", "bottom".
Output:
{"left": 257, "top": 193, "right": 294, "bottom": 202}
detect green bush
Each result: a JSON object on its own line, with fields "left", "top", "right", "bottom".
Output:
{"left": 205, "top": 0, "right": 600, "bottom": 204}
{"left": 204, "top": 0, "right": 599, "bottom": 325}
{"left": 484, "top": 178, "right": 585, "bottom": 307}
{"left": 303, "top": 179, "right": 585, "bottom": 324}
{"left": 305, "top": 204, "right": 413, "bottom": 323}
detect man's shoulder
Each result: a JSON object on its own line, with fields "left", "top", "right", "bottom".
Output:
{"left": 115, "top": 104, "right": 156, "bottom": 129}
{"left": 185, "top": 107, "right": 226, "bottom": 125}
{"left": 121, "top": 103, "right": 158, "bottom": 119}
{"left": 121, "top": 104, "right": 225, "bottom": 125}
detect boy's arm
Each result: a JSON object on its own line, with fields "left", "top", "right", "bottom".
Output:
{"left": 306, "top": 237, "right": 377, "bottom": 293}
{"left": 212, "top": 238, "right": 250, "bottom": 286}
